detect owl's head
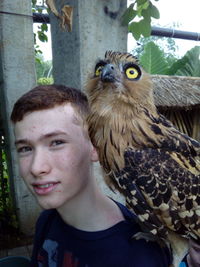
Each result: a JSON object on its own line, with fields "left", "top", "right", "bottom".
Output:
{"left": 86, "top": 51, "right": 155, "bottom": 112}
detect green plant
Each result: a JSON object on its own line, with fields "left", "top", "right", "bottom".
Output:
{"left": 138, "top": 42, "right": 200, "bottom": 77}
{"left": 0, "top": 148, "right": 18, "bottom": 231}
{"left": 167, "top": 46, "right": 200, "bottom": 76}
{"left": 35, "top": 54, "right": 52, "bottom": 79}
{"left": 122, "top": 0, "right": 160, "bottom": 40}
{"left": 131, "top": 23, "right": 180, "bottom": 66}
{"left": 37, "top": 77, "right": 54, "bottom": 85}
{"left": 32, "top": 0, "right": 49, "bottom": 61}
{"left": 139, "top": 41, "right": 169, "bottom": 74}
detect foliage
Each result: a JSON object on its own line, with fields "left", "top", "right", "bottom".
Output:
{"left": 35, "top": 53, "right": 53, "bottom": 84}
{"left": 37, "top": 77, "right": 54, "bottom": 85}
{"left": 122, "top": 0, "right": 160, "bottom": 40}
{"left": 32, "top": 0, "right": 53, "bottom": 82}
{"left": 167, "top": 46, "right": 200, "bottom": 76}
{"left": 35, "top": 54, "right": 52, "bottom": 79}
{"left": 138, "top": 42, "right": 200, "bottom": 77}
{"left": 0, "top": 147, "right": 18, "bottom": 231}
{"left": 132, "top": 33, "right": 178, "bottom": 67}
{"left": 32, "top": 0, "right": 49, "bottom": 61}
{"left": 139, "top": 42, "right": 168, "bottom": 74}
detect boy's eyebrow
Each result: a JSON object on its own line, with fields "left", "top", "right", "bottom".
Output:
{"left": 15, "top": 139, "right": 30, "bottom": 146}
{"left": 42, "top": 131, "right": 68, "bottom": 139}
{"left": 15, "top": 131, "right": 68, "bottom": 146}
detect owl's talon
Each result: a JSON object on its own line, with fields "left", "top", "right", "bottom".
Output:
{"left": 133, "top": 232, "right": 166, "bottom": 247}
{"left": 133, "top": 231, "right": 156, "bottom": 242}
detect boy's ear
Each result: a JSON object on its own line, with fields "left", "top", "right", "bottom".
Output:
{"left": 91, "top": 145, "right": 99, "bottom": 162}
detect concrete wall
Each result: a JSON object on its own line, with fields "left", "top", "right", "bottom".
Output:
{"left": 0, "top": 0, "right": 40, "bottom": 235}
{"left": 50, "top": 0, "right": 127, "bottom": 89}
{"left": 50, "top": 0, "right": 127, "bottom": 203}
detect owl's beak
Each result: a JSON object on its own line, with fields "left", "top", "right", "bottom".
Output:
{"left": 101, "top": 64, "right": 116, "bottom": 83}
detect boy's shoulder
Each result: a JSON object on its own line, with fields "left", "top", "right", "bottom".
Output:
{"left": 114, "top": 200, "right": 137, "bottom": 220}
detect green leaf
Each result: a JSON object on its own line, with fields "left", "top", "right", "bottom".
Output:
{"left": 121, "top": 4, "right": 137, "bottom": 25}
{"left": 128, "top": 21, "right": 142, "bottom": 40}
{"left": 37, "top": 77, "right": 54, "bottom": 85}
{"left": 141, "top": 7, "right": 151, "bottom": 20}
{"left": 137, "top": 1, "right": 149, "bottom": 17}
{"left": 142, "top": 2, "right": 160, "bottom": 20}
{"left": 38, "top": 31, "right": 48, "bottom": 42}
{"left": 166, "top": 55, "right": 188, "bottom": 75}
{"left": 129, "top": 18, "right": 151, "bottom": 40}
{"left": 172, "top": 46, "right": 200, "bottom": 77}
{"left": 32, "top": 0, "right": 37, "bottom": 7}
{"left": 149, "top": 3, "right": 160, "bottom": 19}
{"left": 139, "top": 19, "right": 151, "bottom": 37}
{"left": 137, "top": 0, "right": 148, "bottom": 5}
{"left": 41, "top": 23, "right": 48, "bottom": 32}
{"left": 139, "top": 41, "right": 169, "bottom": 74}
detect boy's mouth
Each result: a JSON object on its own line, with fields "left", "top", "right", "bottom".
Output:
{"left": 36, "top": 183, "right": 54, "bottom": 188}
{"left": 33, "top": 182, "right": 60, "bottom": 195}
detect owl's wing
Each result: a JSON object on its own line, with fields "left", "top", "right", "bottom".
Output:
{"left": 115, "top": 147, "right": 200, "bottom": 240}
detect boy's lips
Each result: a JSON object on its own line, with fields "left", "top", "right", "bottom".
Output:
{"left": 32, "top": 182, "right": 60, "bottom": 195}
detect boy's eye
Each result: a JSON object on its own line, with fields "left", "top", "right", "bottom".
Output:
{"left": 51, "top": 140, "right": 65, "bottom": 146}
{"left": 17, "top": 146, "right": 32, "bottom": 154}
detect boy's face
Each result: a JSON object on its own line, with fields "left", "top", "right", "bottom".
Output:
{"left": 14, "top": 104, "right": 98, "bottom": 210}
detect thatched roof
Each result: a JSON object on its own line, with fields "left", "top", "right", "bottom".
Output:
{"left": 152, "top": 75, "right": 200, "bottom": 110}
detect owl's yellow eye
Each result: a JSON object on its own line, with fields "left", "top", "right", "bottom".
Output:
{"left": 95, "top": 65, "right": 104, "bottom": 77}
{"left": 124, "top": 63, "right": 141, "bottom": 80}
{"left": 125, "top": 67, "right": 140, "bottom": 80}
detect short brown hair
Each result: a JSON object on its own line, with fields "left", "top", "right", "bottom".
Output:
{"left": 11, "top": 84, "right": 89, "bottom": 123}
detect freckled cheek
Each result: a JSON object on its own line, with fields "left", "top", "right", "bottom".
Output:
{"left": 55, "top": 148, "right": 79, "bottom": 165}
{"left": 53, "top": 147, "right": 90, "bottom": 171}
{"left": 54, "top": 155, "right": 78, "bottom": 170}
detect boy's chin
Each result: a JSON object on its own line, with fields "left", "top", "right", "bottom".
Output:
{"left": 36, "top": 197, "right": 62, "bottom": 210}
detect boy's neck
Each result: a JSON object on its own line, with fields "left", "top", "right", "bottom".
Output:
{"left": 57, "top": 183, "right": 124, "bottom": 231}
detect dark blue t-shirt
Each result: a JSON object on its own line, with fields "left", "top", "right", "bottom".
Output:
{"left": 31, "top": 201, "right": 172, "bottom": 266}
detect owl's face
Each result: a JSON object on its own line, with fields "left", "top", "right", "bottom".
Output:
{"left": 94, "top": 51, "right": 142, "bottom": 85}
{"left": 86, "top": 51, "right": 153, "bottom": 107}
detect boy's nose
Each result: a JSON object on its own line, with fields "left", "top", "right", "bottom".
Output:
{"left": 30, "top": 149, "right": 51, "bottom": 177}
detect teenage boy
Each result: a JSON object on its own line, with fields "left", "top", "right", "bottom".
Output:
{"left": 11, "top": 84, "right": 171, "bottom": 266}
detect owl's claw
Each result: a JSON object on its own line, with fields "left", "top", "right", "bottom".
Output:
{"left": 133, "top": 232, "right": 166, "bottom": 247}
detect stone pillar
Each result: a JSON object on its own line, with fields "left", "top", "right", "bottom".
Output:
{"left": 0, "top": 0, "right": 40, "bottom": 234}
{"left": 50, "top": 0, "right": 127, "bottom": 89}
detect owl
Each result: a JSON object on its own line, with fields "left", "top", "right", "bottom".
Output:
{"left": 86, "top": 51, "right": 200, "bottom": 264}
